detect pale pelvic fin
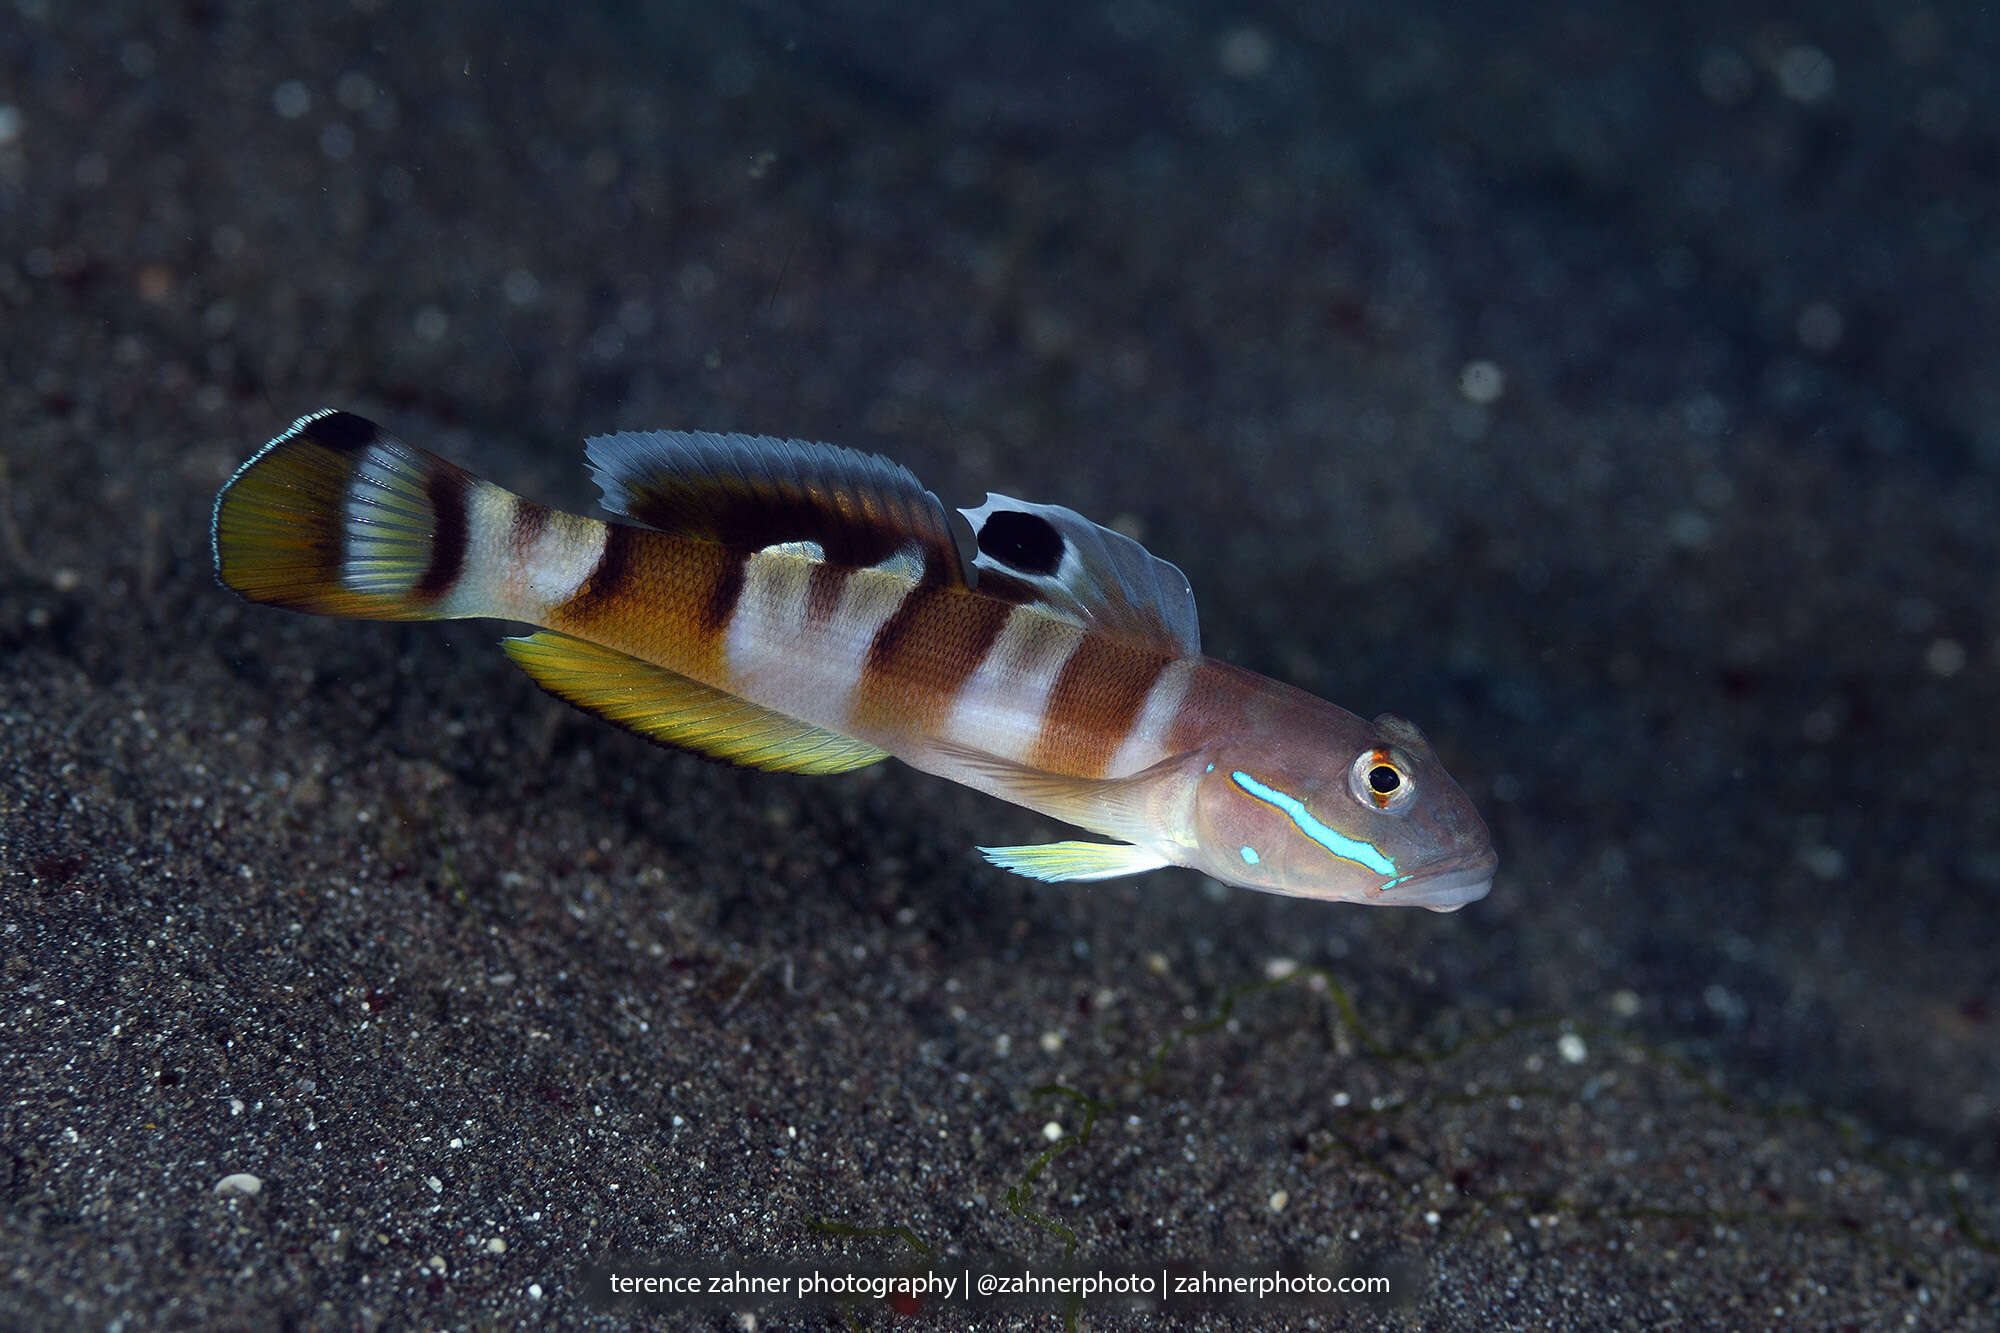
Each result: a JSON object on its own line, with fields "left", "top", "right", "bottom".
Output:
{"left": 503, "top": 631, "right": 887, "bottom": 774}
{"left": 978, "top": 841, "right": 1172, "bottom": 883}
{"left": 959, "top": 494, "right": 1199, "bottom": 656}
{"left": 583, "top": 429, "right": 973, "bottom": 584}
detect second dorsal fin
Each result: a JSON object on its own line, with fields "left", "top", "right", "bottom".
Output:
{"left": 585, "top": 430, "right": 974, "bottom": 585}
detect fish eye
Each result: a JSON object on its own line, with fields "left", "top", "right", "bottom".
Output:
{"left": 1349, "top": 747, "right": 1415, "bottom": 813}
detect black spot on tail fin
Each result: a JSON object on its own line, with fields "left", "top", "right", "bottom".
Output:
{"left": 302, "top": 409, "right": 385, "bottom": 452}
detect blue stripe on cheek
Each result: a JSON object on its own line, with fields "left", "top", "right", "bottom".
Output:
{"left": 1239, "top": 845, "right": 1260, "bottom": 865}
{"left": 1229, "top": 771, "right": 1396, "bottom": 877}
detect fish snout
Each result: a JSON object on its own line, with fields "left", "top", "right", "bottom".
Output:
{"left": 1385, "top": 848, "right": 1497, "bottom": 912}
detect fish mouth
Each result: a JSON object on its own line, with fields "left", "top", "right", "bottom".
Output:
{"left": 1383, "top": 851, "right": 1498, "bottom": 913}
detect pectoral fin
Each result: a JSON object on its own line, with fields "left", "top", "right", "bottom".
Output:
{"left": 929, "top": 739, "right": 1193, "bottom": 842}
{"left": 977, "top": 841, "right": 1172, "bottom": 883}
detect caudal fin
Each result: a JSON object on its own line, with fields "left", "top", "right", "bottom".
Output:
{"left": 212, "top": 409, "right": 479, "bottom": 621}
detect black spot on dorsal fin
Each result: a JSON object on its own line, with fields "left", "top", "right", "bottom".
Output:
{"left": 958, "top": 492, "right": 1201, "bottom": 657}
{"left": 977, "top": 509, "right": 1066, "bottom": 576}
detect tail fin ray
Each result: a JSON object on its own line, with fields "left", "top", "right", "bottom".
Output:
{"left": 212, "top": 409, "right": 472, "bottom": 621}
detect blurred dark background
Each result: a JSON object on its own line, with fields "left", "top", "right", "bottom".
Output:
{"left": 3, "top": 1, "right": 1996, "bottom": 1326}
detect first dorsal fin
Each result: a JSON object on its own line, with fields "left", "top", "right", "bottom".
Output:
{"left": 585, "top": 430, "right": 974, "bottom": 585}
{"left": 503, "top": 630, "right": 887, "bottom": 774}
{"left": 959, "top": 495, "right": 1200, "bottom": 656}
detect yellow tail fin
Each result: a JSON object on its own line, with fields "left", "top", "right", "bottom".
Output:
{"left": 212, "top": 409, "right": 475, "bottom": 621}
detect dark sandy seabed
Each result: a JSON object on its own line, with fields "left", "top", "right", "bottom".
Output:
{"left": 3, "top": 2, "right": 1998, "bottom": 1329}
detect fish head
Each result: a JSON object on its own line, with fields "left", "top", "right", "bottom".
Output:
{"left": 1189, "top": 712, "right": 1496, "bottom": 911}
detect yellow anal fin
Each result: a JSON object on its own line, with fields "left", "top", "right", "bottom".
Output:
{"left": 978, "top": 841, "right": 1171, "bottom": 882}
{"left": 502, "top": 631, "right": 887, "bottom": 774}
